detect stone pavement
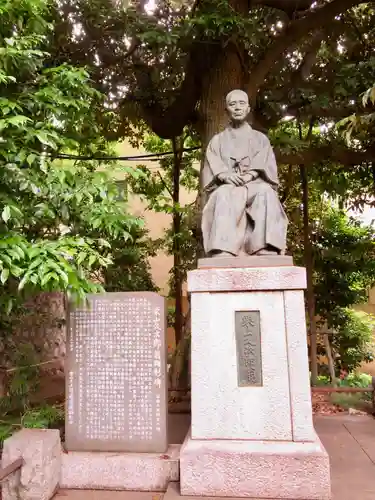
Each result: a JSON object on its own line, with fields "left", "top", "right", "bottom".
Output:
{"left": 55, "top": 414, "right": 375, "bottom": 500}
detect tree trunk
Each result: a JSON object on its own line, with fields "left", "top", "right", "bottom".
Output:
{"left": 169, "top": 302, "right": 191, "bottom": 398}
{"left": 200, "top": 45, "right": 245, "bottom": 147}
{"left": 323, "top": 333, "right": 336, "bottom": 385}
{"left": 197, "top": 0, "right": 247, "bottom": 232}
{"left": 300, "top": 164, "right": 318, "bottom": 386}
{"left": 172, "top": 137, "right": 183, "bottom": 346}
{"left": 199, "top": 0, "right": 248, "bottom": 146}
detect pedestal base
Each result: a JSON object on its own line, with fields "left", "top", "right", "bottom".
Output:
{"left": 61, "top": 445, "right": 180, "bottom": 491}
{"left": 180, "top": 431, "right": 331, "bottom": 499}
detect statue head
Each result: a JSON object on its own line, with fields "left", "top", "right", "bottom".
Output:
{"left": 225, "top": 89, "right": 250, "bottom": 124}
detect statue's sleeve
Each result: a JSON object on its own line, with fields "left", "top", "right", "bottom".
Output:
{"left": 250, "top": 134, "right": 279, "bottom": 187}
{"left": 202, "top": 135, "right": 229, "bottom": 192}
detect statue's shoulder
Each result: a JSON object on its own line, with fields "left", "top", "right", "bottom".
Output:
{"left": 251, "top": 128, "right": 271, "bottom": 147}
{"left": 209, "top": 131, "right": 223, "bottom": 144}
{"left": 206, "top": 131, "right": 223, "bottom": 151}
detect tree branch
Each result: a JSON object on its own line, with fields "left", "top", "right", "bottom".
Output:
{"left": 275, "top": 144, "right": 375, "bottom": 166}
{"left": 157, "top": 171, "right": 173, "bottom": 197}
{"left": 290, "top": 30, "right": 324, "bottom": 87}
{"left": 132, "top": 41, "right": 220, "bottom": 138}
{"left": 287, "top": 103, "right": 366, "bottom": 120}
{"left": 246, "top": 0, "right": 364, "bottom": 102}
{"left": 252, "top": 0, "right": 312, "bottom": 16}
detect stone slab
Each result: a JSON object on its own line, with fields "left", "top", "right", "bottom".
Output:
{"left": 198, "top": 255, "right": 293, "bottom": 269}
{"left": 165, "top": 483, "right": 288, "bottom": 500}
{"left": 179, "top": 432, "right": 331, "bottom": 499}
{"left": 317, "top": 416, "right": 375, "bottom": 500}
{"left": 65, "top": 292, "right": 168, "bottom": 453}
{"left": 55, "top": 492, "right": 162, "bottom": 500}
{"left": 2, "top": 429, "right": 60, "bottom": 500}
{"left": 342, "top": 419, "right": 375, "bottom": 463}
{"left": 188, "top": 266, "right": 306, "bottom": 292}
{"left": 60, "top": 445, "right": 180, "bottom": 491}
{"left": 190, "top": 291, "right": 292, "bottom": 441}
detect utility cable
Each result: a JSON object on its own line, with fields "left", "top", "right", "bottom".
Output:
{"left": 49, "top": 147, "right": 201, "bottom": 162}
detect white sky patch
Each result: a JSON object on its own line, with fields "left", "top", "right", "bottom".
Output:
{"left": 145, "top": 0, "right": 156, "bottom": 14}
{"left": 319, "top": 122, "right": 334, "bottom": 133}
{"left": 348, "top": 206, "right": 375, "bottom": 226}
{"left": 72, "top": 22, "right": 85, "bottom": 41}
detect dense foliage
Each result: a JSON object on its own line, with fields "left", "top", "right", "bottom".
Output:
{"left": 329, "top": 308, "right": 375, "bottom": 373}
{"left": 291, "top": 205, "right": 375, "bottom": 374}
{"left": 0, "top": 0, "right": 160, "bottom": 437}
{"left": 52, "top": 1, "right": 375, "bottom": 169}
{"left": 126, "top": 132, "right": 200, "bottom": 289}
{"left": 0, "top": 0, "right": 147, "bottom": 316}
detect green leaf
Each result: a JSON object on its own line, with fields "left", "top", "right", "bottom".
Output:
{"left": 40, "top": 272, "right": 55, "bottom": 286}
{"left": 7, "top": 115, "right": 32, "bottom": 127}
{"left": 0, "top": 268, "right": 9, "bottom": 284}
{"left": 26, "top": 153, "right": 36, "bottom": 165}
{"left": 28, "top": 257, "right": 43, "bottom": 270}
{"left": 2, "top": 206, "right": 11, "bottom": 223}
{"left": 88, "top": 254, "right": 96, "bottom": 267}
{"left": 35, "top": 132, "right": 57, "bottom": 149}
{"left": 18, "top": 274, "right": 29, "bottom": 291}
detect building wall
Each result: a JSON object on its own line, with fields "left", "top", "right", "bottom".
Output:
{"left": 117, "top": 140, "right": 197, "bottom": 295}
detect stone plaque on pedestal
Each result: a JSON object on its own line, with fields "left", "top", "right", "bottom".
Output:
{"left": 235, "top": 311, "right": 262, "bottom": 387}
{"left": 65, "top": 292, "right": 168, "bottom": 453}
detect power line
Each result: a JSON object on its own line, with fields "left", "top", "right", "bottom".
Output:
{"left": 51, "top": 147, "right": 201, "bottom": 162}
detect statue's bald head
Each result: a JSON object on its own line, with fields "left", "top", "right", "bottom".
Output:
{"left": 225, "top": 89, "right": 250, "bottom": 123}
{"left": 225, "top": 89, "right": 249, "bottom": 106}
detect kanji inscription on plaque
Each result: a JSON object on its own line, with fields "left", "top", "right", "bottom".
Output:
{"left": 65, "top": 292, "right": 167, "bottom": 452}
{"left": 235, "top": 311, "right": 262, "bottom": 387}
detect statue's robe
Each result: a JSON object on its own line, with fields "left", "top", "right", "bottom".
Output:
{"left": 201, "top": 123, "right": 288, "bottom": 256}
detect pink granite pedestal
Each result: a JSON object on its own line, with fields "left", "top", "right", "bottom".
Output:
{"left": 61, "top": 445, "right": 180, "bottom": 491}
{"left": 180, "top": 264, "right": 331, "bottom": 499}
{"left": 180, "top": 430, "right": 330, "bottom": 499}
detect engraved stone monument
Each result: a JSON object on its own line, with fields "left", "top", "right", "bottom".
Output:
{"left": 235, "top": 311, "right": 262, "bottom": 387}
{"left": 178, "top": 90, "right": 331, "bottom": 500}
{"left": 65, "top": 292, "right": 167, "bottom": 453}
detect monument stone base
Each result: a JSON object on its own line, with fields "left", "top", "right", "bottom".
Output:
{"left": 182, "top": 264, "right": 331, "bottom": 499}
{"left": 61, "top": 445, "right": 180, "bottom": 491}
{"left": 180, "top": 430, "right": 330, "bottom": 499}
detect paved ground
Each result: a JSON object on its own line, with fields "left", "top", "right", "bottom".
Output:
{"left": 55, "top": 414, "right": 375, "bottom": 500}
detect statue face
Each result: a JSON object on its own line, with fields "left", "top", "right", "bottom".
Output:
{"left": 226, "top": 91, "right": 250, "bottom": 123}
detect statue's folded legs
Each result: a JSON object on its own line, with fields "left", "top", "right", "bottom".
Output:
{"left": 202, "top": 181, "right": 287, "bottom": 257}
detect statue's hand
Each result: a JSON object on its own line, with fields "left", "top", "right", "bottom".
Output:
{"left": 217, "top": 173, "right": 244, "bottom": 186}
{"left": 243, "top": 172, "right": 259, "bottom": 184}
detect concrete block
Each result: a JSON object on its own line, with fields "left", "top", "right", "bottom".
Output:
{"left": 2, "top": 428, "right": 61, "bottom": 500}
